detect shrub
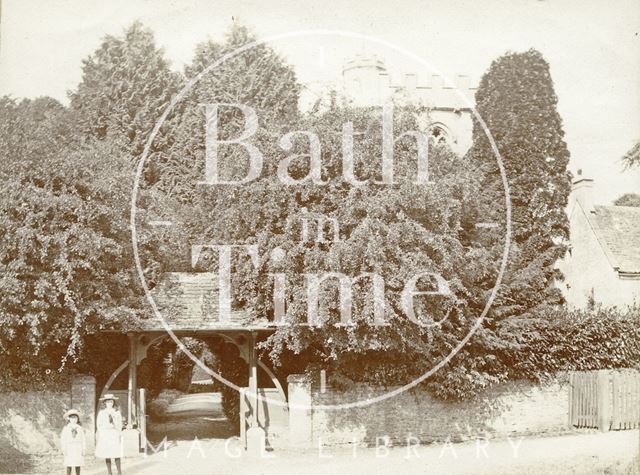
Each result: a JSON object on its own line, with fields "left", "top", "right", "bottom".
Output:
{"left": 510, "top": 304, "right": 640, "bottom": 379}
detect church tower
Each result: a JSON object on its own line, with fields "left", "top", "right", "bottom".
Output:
{"left": 341, "top": 54, "right": 476, "bottom": 155}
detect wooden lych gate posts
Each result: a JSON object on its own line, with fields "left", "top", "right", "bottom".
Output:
{"left": 96, "top": 272, "right": 288, "bottom": 454}
{"left": 569, "top": 369, "right": 640, "bottom": 431}
{"left": 239, "top": 387, "right": 289, "bottom": 449}
{"left": 99, "top": 328, "right": 284, "bottom": 453}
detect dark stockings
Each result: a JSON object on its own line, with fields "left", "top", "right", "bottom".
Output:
{"left": 105, "top": 458, "right": 122, "bottom": 475}
{"left": 65, "top": 468, "right": 80, "bottom": 475}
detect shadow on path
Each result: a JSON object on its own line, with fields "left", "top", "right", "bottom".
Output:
{"left": 147, "top": 415, "right": 236, "bottom": 444}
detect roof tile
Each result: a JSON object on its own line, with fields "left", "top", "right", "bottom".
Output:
{"left": 590, "top": 205, "right": 640, "bottom": 274}
{"left": 135, "top": 272, "right": 271, "bottom": 331}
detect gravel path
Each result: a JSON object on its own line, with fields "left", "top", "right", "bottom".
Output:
{"left": 79, "top": 429, "right": 638, "bottom": 475}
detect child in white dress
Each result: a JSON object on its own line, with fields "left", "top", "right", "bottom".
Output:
{"left": 95, "top": 394, "right": 123, "bottom": 475}
{"left": 60, "top": 409, "right": 85, "bottom": 475}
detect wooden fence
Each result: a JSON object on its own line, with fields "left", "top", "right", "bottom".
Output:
{"left": 569, "top": 371, "right": 599, "bottom": 428}
{"left": 611, "top": 370, "right": 640, "bottom": 430}
{"left": 569, "top": 369, "right": 640, "bottom": 431}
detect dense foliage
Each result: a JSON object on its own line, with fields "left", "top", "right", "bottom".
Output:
{"left": 1, "top": 22, "right": 636, "bottom": 409}
{"left": 467, "top": 49, "right": 572, "bottom": 317}
{"left": 435, "top": 49, "right": 575, "bottom": 399}
{"left": 0, "top": 24, "right": 172, "bottom": 388}
{"left": 0, "top": 96, "right": 142, "bottom": 385}
{"left": 69, "top": 21, "right": 180, "bottom": 157}
{"left": 509, "top": 305, "right": 640, "bottom": 378}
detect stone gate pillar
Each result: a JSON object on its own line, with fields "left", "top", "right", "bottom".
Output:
{"left": 287, "top": 374, "right": 312, "bottom": 448}
{"left": 71, "top": 374, "right": 96, "bottom": 451}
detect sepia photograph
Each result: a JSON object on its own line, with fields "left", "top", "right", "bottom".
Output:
{"left": 0, "top": 1, "right": 638, "bottom": 474}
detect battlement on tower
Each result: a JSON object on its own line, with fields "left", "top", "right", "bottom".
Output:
{"left": 342, "top": 54, "right": 476, "bottom": 110}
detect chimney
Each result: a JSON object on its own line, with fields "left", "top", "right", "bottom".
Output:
{"left": 572, "top": 170, "right": 594, "bottom": 213}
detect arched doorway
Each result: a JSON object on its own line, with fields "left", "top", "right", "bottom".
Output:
{"left": 98, "top": 329, "right": 286, "bottom": 452}
{"left": 137, "top": 335, "right": 234, "bottom": 445}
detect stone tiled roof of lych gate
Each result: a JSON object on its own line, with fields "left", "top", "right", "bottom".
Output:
{"left": 590, "top": 205, "right": 640, "bottom": 274}
{"left": 135, "top": 272, "right": 272, "bottom": 331}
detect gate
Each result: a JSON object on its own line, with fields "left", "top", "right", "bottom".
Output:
{"left": 569, "top": 369, "right": 640, "bottom": 430}
{"left": 611, "top": 370, "right": 640, "bottom": 430}
{"left": 569, "top": 371, "right": 599, "bottom": 428}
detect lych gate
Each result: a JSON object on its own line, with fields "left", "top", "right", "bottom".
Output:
{"left": 98, "top": 272, "right": 286, "bottom": 453}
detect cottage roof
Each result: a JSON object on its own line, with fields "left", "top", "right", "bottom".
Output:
{"left": 589, "top": 205, "right": 640, "bottom": 274}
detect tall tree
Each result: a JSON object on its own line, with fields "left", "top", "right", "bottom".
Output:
{"left": 146, "top": 24, "right": 300, "bottom": 203}
{"left": 69, "top": 21, "right": 180, "bottom": 157}
{"left": 463, "top": 50, "right": 572, "bottom": 387}
{"left": 0, "top": 22, "right": 179, "bottom": 383}
{"left": 137, "top": 24, "right": 303, "bottom": 415}
{"left": 467, "top": 49, "right": 571, "bottom": 315}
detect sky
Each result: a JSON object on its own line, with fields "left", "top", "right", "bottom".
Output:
{"left": 0, "top": 0, "right": 638, "bottom": 204}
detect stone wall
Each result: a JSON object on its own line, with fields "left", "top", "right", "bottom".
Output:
{"left": 0, "top": 374, "right": 96, "bottom": 456}
{"left": 70, "top": 374, "right": 97, "bottom": 451}
{"left": 308, "top": 379, "right": 569, "bottom": 447}
{"left": 0, "top": 390, "right": 71, "bottom": 455}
